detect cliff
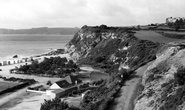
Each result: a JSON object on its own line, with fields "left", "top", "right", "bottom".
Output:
{"left": 135, "top": 42, "right": 185, "bottom": 110}
{"left": 64, "top": 25, "right": 161, "bottom": 110}
{"left": 65, "top": 25, "right": 185, "bottom": 110}
{"left": 65, "top": 25, "right": 159, "bottom": 70}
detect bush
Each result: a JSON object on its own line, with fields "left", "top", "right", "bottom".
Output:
{"left": 174, "top": 67, "right": 185, "bottom": 85}
{"left": 159, "top": 85, "right": 185, "bottom": 110}
{"left": 68, "top": 106, "right": 81, "bottom": 110}
{"left": 40, "top": 98, "right": 69, "bottom": 110}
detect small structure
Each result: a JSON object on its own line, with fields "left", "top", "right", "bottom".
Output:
{"left": 49, "top": 75, "right": 82, "bottom": 90}
{"left": 9, "top": 60, "right": 15, "bottom": 65}
{"left": 14, "top": 59, "right": 19, "bottom": 64}
{"left": 2, "top": 61, "right": 7, "bottom": 66}
{"left": 47, "top": 86, "right": 78, "bottom": 99}
{"left": 47, "top": 75, "right": 82, "bottom": 98}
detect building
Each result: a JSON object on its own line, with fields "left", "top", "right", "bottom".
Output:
{"left": 47, "top": 87, "right": 78, "bottom": 98}
{"left": 49, "top": 75, "right": 82, "bottom": 89}
{"left": 46, "top": 75, "right": 82, "bottom": 98}
{"left": 2, "top": 61, "right": 7, "bottom": 66}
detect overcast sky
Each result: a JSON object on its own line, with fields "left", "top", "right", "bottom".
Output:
{"left": 0, "top": 0, "right": 184, "bottom": 29}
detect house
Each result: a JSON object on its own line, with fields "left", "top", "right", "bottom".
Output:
{"left": 49, "top": 75, "right": 82, "bottom": 90}
{"left": 9, "top": 60, "right": 15, "bottom": 65}
{"left": 50, "top": 80, "right": 71, "bottom": 90}
{"left": 48, "top": 86, "right": 78, "bottom": 98}
{"left": 46, "top": 75, "right": 82, "bottom": 98}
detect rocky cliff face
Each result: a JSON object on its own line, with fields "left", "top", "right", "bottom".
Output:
{"left": 65, "top": 25, "right": 159, "bottom": 70}
{"left": 64, "top": 25, "right": 162, "bottom": 110}
{"left": 65, "top": 25, "right": 185, "bottom": 110}
{"left": 135, "top": 42, "right": 185, "bottom": 110}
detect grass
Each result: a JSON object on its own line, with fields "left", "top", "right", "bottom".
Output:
{"left": 0, "top": 81, "right": 19, "bottom": 92}
{"left": 135, "top": 30, "right": 185, "bottom": 43}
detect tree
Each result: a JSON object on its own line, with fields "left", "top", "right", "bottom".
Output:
{"left": 82, "top": 25, "right": 88, "bottom": 29}
{"left": 137, "top": 25, "right": 140, "bottom": 31}
{"left": 100, "top": 24, "right": 108, "bottom": 29}
{"left": 40, "top": 98, "right": 68, "bottom": 110}
{"left": 179, "top": 18, "right": 184, "bottom": 28}
{"left": 174, "top": 19, "right": 180, "bottom": 31}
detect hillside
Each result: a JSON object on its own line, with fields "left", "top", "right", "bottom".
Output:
{"left": 65, "top": 25, "right": 185, "bottom": 110}
{"left": 135, "top": 42, "right": 185, "bottom": 110}
{"left": 65, "top": 25, "right": 160, "bottom": 70}
{"left": 0, "top": 27, "right": 79, "bottom": 35}
{"left": 65, "top": 25, "right": 161, "bottom": 110}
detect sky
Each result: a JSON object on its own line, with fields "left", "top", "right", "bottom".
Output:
{"left": 0, "top": 0, "right": 185, "bottom": 29}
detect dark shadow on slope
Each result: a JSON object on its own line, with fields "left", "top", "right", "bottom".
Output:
{"left": 107, "top": 88, "right": 123, "bottom": 110}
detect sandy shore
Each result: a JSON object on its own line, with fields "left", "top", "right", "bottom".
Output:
{"left": 0, "top": 53, "right": 71, "bottom": 110}
{"left": 112, "top": 61, "right": 153, "bottom": 110}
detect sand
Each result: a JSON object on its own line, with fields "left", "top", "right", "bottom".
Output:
{"left": 0, "top": 54, "right": 71, "bottom": 110}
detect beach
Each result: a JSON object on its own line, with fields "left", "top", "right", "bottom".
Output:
{"left": 0, "top": 53, "right": 71, "bottom": 110}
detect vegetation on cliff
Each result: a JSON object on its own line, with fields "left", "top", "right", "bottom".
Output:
{"left": 135, "top": 43, "right": 185, "bottom": 110}
{"left": 64, "top": 25, "right": 161, "bottom": 110}
{"left": 66, "top": 25, "right": 160, "bottom": 70}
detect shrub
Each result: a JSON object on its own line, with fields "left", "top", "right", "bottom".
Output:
{"left": 174, "top": 67, "right": 185, "bottom": 85}
{"left": 68, "top": 106, "right": 80, "bottom": 110}
{"left": 40, "top": 98, "right": 68, "bottom": 110}
{"left": 159, "top": 85, "right": 185, "bottom": 110}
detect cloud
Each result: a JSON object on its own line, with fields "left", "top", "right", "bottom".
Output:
{"left": 0, "top": 0, "right": 185, "bottom": 28}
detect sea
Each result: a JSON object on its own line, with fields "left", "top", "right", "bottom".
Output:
{"left": 0, "top": 34, "right": 73, "bottom": 61}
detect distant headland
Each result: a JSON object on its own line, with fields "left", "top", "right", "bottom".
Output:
{"left": 0, "top": 27, "right": 80, "bottom": 35}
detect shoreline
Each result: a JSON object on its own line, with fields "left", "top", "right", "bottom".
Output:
{"left": 0, "top": 51, "right": 70, "bottom": 109}
{"left": 0, "top": 48, "right": 68, "bottom": 67}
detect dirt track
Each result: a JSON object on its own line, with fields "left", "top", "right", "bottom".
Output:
{"left": 112, "top": 62, "right": 153, "bottom": 110}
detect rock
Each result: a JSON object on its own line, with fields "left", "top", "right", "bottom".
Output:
{"left": 135, "top": 43, "right": 185, "bottom": 110}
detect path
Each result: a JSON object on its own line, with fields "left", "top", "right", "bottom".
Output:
{"left": 113, "top": 61, "right": 153, "bottom": 110}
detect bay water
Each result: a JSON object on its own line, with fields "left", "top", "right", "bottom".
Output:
{"left": 0, "top": 34, "right": 73, "bottom": 61}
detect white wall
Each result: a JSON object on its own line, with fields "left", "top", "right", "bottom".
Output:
{"left": 50, "top": 83, "right": 61, "bottom": 89}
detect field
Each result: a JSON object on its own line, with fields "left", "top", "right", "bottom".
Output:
{"left": 0, "top": 81, "right": 19, "bottom": 92}
{"left": 134, "top": 30, "right": 185, "bottom": 43}
{"left": 162, "top": 31, "right": 185, "bottom": 34}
